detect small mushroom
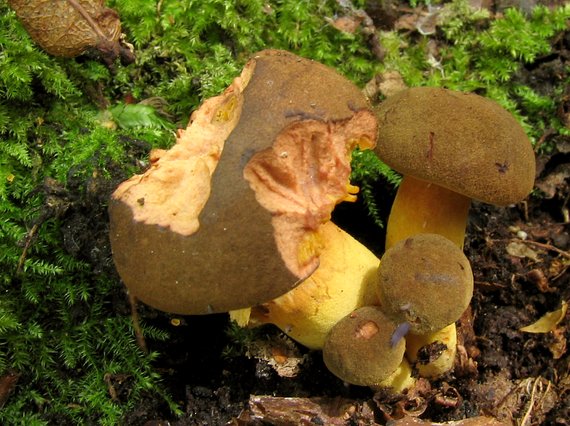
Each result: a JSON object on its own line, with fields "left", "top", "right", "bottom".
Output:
{"left": 375, "top": 87, "right": 536, "bottom": 249}
{"left": 376, "top": 233, "right": 473, "bottom": 335}
{"left": 109, "top": 50, "right": 378, "bottom": 315}
{"left": 322, "top": 306, "right": 413, "bottom": 390}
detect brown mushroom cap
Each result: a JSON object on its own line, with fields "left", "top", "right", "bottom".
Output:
{"left": 377, "top": 233, "right": 473, "bottom": 334}
{"left": 322, "top": 306, "right": 406, "bottom": 386}
{"left": 375, "top": 87, "right": 535, "bottom": 206}
{"left": 109, "top": 50, "right": 377, "bottom": 315}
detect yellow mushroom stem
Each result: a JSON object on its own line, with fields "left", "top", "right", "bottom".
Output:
{"left": 385, "top": 176, "right": 470, "bottom": 378}
{"left": 385, "top": 175, "right": 471, "bottom": 250}
{"left": 230, "top": 220, "right": 380, "bottom": 350}
{"left": 405, "top": 323, "right": 457, "bottom": 378}
{"left": 370, "top": 358, "right": 416, "bottom": 394}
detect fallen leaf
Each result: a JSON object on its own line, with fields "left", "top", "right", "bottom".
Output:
{"left": 535, "top": 163, "right": 570, "bottom": 199}
{"left": 363, "top": 71, "right": 408, "bottom": 100}
{"left": 520, "top": 301, "right": 568, "bottom": 333}
{"left": 8, "top": 0, "right": 134, "bottom": 66}
{"left": 0, "top": 371, "right": 20, "bottom": 409}
{"left": 416, "top": 6, "right": 442, "bottom": 35}
{"left": 244, "top": 335, "right": 306, "bottom": 378}
{"left": 388, "top": 415, "right": 508, "bottom": 425}
{"left": 237, "top": 396, "right": 376, "bottom": 425}
{"left": 506, "top": 241, "right": 541, "bottom": 261}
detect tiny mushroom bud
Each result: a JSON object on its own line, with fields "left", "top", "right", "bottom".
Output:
{"left": 323, "top": 306, "right": 413, "bottom": 390}
{"left": 109, "top": 50, "right": 378, "bottom": 316}
{"left": 377, "top": 233, "right": 473, "bottom": 335}
{"left": 375, "top": 87, "right": 536, "bottom": 249}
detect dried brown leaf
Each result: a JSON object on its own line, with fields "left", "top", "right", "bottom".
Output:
{"left": 236, "top": 396, "right": 378, "bottom": 426}
{"left": 506, "top": 241, "right": 541, "bottom": 261}
{"left": 549, "top": 326, "right": 567, "bottom": 359}
{"left": 8, "top": 0, "right": 134, "bottom": 66}
{"left": 535, "top": 163, "right": 570, "bottom": 199}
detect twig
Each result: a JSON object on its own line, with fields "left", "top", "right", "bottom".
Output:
{"left": 128, "top": 293, "right": 148, "bottom": 353}
{"left": 16, "top": 223, "right": 40, "bottom": 275}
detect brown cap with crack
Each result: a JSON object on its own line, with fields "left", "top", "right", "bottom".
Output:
{"left": 323, "top": 306, "right": 406, "bottom": 386}
{"left": 109, "top": 50, "right": 377, "bottom": 314}
{"left": 377, "top": 233, "right": 473, "bottom": 334}
{"left": 375, "top": 87, "right": 536, "bottom": 205}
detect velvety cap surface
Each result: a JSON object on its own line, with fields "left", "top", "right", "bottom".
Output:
{"left": 323, "top": 306, "right": 405, "bottom": 386}
{"left": 375, "top": 87, "right": 536, "bottom": 205}
{"left": 377, "top": 233, "right": 473, "bottom": 334}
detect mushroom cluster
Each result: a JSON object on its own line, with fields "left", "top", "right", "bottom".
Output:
{"left": 319, "top": 87, "right": 535, "bottom": 390}
{"left": 322, "top": 233, "right": 473, "bottom": 390}
{"left": 109, "top": 55, "right": 536, "bottom": 395}
{"left": 377, "top": 233, "right": 473, "bottom": 379}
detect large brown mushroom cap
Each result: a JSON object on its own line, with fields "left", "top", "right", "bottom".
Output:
{"left": 109, "top": 50, "right": 377, "bottom": 315}
{"left": 377, "top": 233, "right": 473, "bottom": 334}
{"left": 323, "top": 306, "right": 406, "bottom": 386}
{"left": 375, "top": 87, "right": 536, "bottom": 206}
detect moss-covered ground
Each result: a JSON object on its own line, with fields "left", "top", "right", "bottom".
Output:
{"left": 0, "top": 0, "right": 568, "bottom": 424}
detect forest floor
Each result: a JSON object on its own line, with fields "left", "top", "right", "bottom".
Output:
{"left": 22, "top": 1, "right": 568, "bottom": 425}
{"left": 116, "top": 20, "right": 569, "bottom": 424}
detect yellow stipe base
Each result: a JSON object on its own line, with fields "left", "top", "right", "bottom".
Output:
{"left": 371, "top": 358, "right": 416, "bottom": 394}
{"left": 406, "top": 323, "right": 457, "bottom": 378}
{"left": 251, "top": 221, "right": 380, "bottom": 349}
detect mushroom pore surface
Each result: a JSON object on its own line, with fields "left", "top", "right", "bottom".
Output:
{"left": 377, "top": 233, "right": 473, "bottom": 334}
{"left": 109, "top": 50, "right": 377, "bottom": 314}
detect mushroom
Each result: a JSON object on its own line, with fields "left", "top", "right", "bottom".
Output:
{"left": 376, "top": 233, "right": 472, "bottom": 378}
{"left": 322, "top": 306, "right": 414, "bottom": 391}
{"left": 109, "top": 50, "right": 379, "bottom": 315}
{"left": 375, "top": 87, "right": 536, "bottom": 249}
{"left": 376, "top": 234, "right": 473, "bottom": 335}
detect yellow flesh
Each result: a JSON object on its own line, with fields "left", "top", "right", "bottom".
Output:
{"left": 232, "top": 221, "right": 380, "bottom": 350}
{"left": 244, "top": 111, "right": 376, "bottom": 278}
{"left": 405, "top": 323, "right": 457, "bottom": 378}
{"left": 385, "top": 175, "right": 471, "bottom": 250}
{"left": 112, "top": 68, "right": 252, "bottom": 236}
